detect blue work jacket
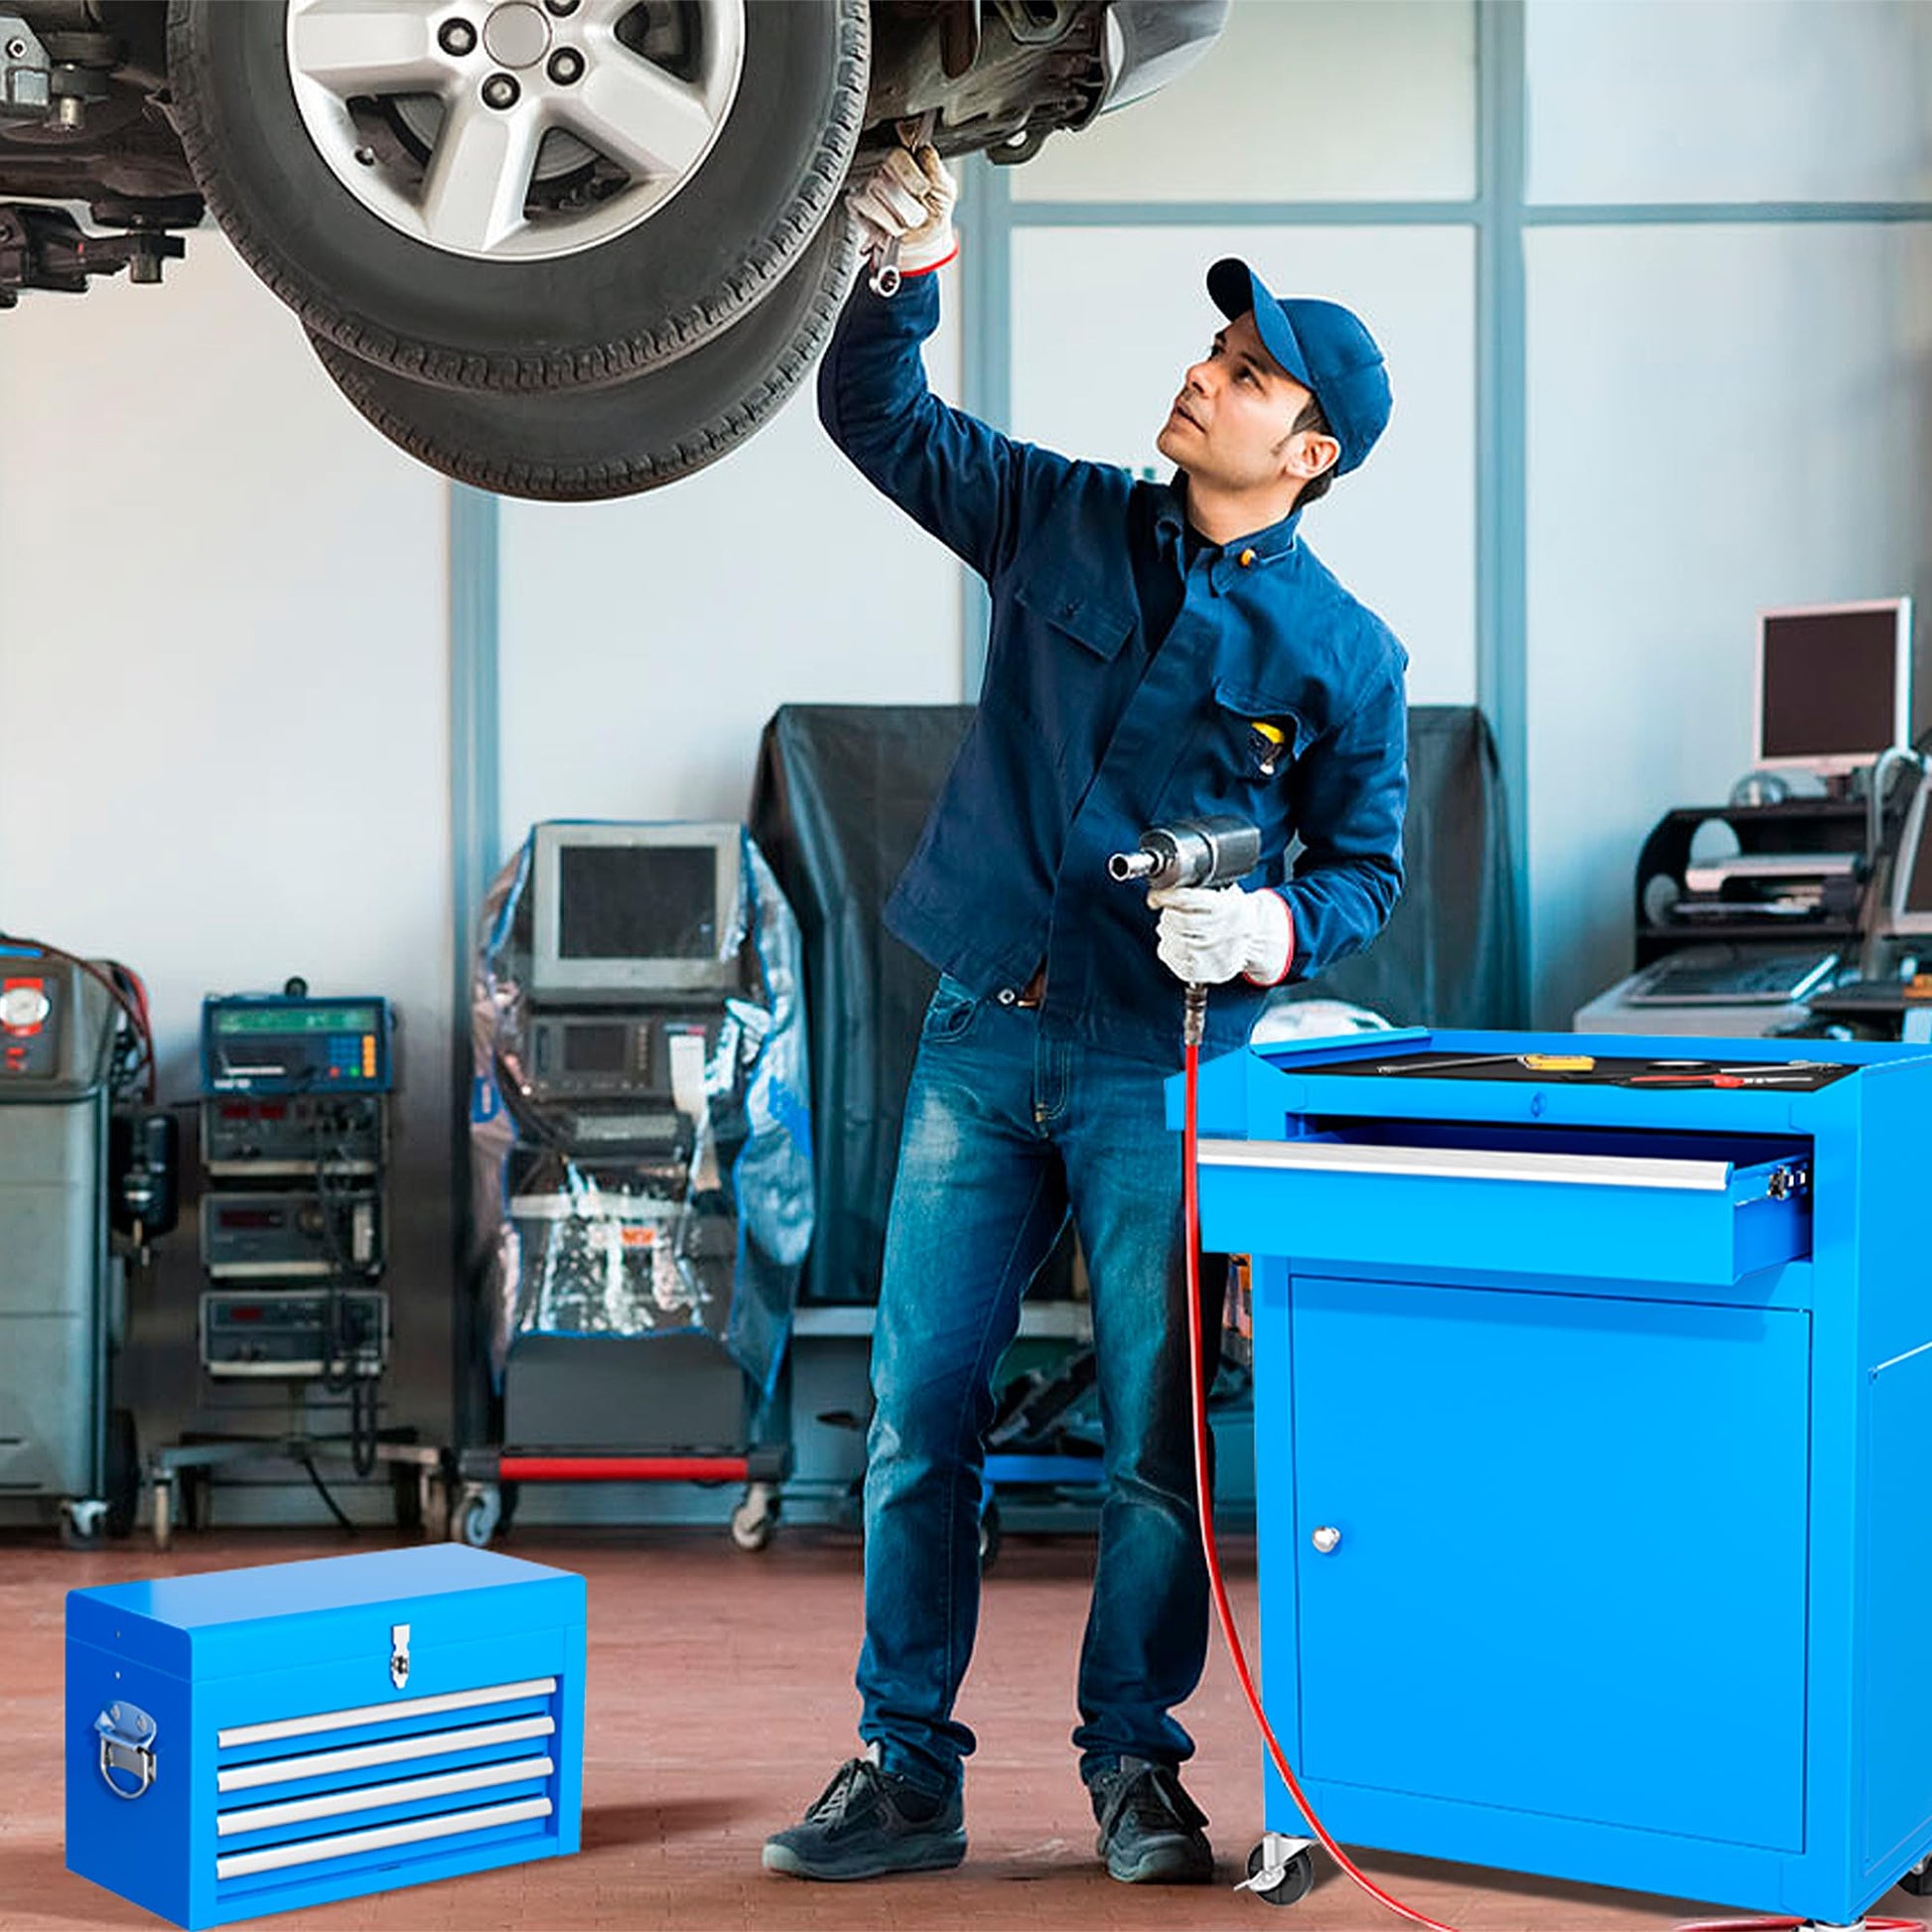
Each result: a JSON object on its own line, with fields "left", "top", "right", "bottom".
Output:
{"left": 817, "top": 274, "right": 1410, "bottom": 1068}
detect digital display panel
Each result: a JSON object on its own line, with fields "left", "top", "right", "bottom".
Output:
{"left": 557, "top": 847, "right": 718, "bottom": 961}
{"left": 214, "top": 1006, "right": 378, "bottom": 1035}
{"left": 563, "top": 1023, "right": 630, "bottom": 1074}
{"left": 1759, "top": 607, "right": 1902, "bottom": 761}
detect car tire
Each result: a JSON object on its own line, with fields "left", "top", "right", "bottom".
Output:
{"left": 308, "top": 208, "right": 858, "bottom": 497}
{"left": 165, "top": 0, "right": 868, "bottom": 391}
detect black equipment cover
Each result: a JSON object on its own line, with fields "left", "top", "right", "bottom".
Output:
{"left": 751, "top": 703, "right": 1512, "bottom": 1305}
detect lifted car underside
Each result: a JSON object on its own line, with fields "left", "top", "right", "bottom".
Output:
{"left": 0, "top": 0, "right": 1126, "bottom": 305}
{"left": 0, "top": 0, "right": 1224, "bottom": 495}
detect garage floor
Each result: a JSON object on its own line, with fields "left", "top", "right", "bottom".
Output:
{"left": 6, "top": 1529, "right": 1922, "bottom": 1932}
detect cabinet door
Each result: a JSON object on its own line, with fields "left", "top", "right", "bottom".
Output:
{"left": 1292, "top": 1278, "right": 1809, "bottom": 1851}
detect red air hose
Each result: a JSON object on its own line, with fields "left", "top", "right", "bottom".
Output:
{"left": 1178, "top": 1039, "right": 1922, "bottom": 1932}
{"left": 1181, "top": 1037, "right": 1459, "bottom": 1930}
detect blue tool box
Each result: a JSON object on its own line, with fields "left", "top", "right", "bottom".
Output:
{"left": 1186, "top": 1028, "right": 1932, "bottom": 1923}
{"left": 66, "top": 1544, "right": 586, "bottom": 1929}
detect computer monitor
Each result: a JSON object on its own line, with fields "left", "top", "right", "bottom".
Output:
{"left": 528, "top": 821, "right": 743, "bottom": 1000}
{"left": 1753, "top": 599, "right": 1912, "bottom": 778}
{"left": 1887, "top": 773, "right": 1932, "bottom": 936}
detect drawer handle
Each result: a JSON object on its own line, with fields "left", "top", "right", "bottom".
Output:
{"left": 1199, "top": 1138, "right": 1734, "bottom": 1194}
{"left": 216, "top": 1714, "right": 554, "bottom": 1793}
{"left": 95, "top": 1702, "right": 157, "bottom": 1800}
{"left": 218, "top": 1676, "right": 557, "bottom": 1748}
{"left": 1311, "top": 1526, "right": 1342, "bottom": 1555}
{"left": 215, "top": 1795, "right": 553, "bottom": 1882}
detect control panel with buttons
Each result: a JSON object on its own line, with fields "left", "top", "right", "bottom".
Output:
{"left": 0, "top": 974, "right": 60, "bottom": 1080}
{"left": 202, "top": 995, "right": 392, "bottom": 1095}
{"left": 201, "top": 1188, "right": 383, "bottom": 1279}
{"left": 200, "top": 1288, "right": 388, "bottom": 1378}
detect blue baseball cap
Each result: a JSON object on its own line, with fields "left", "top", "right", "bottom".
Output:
{"left": 1206, "top": 257, "right": 1391, "bottom": 477}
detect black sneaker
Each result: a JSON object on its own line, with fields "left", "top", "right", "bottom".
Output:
{"left": 761, "top": 1754, "right": 967, "bottom": 1881}
{"left": 1088, "top": 1756, "right": 1214, "bottom": 1883}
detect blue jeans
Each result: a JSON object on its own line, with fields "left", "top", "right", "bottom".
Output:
{"left": 856, "top": 977, "right": 1215, "bottom": 1798}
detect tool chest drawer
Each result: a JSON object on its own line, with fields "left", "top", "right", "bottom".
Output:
{"left": 1198, "top": 1124, "right": 1813, "bottom": 1288}
{"left": 67, "top": 1545, "right": 586, "bottom": 1930}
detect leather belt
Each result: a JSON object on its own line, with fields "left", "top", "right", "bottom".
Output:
{"left": 1015, "top": 965, "right": 1046, "bottom": 1009}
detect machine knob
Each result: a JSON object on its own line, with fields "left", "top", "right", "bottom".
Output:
{"left": 0, "top": 983, "right": 50, "bottom": 1030}
{"left": 1311, "top": 1526, "right": 1342, "bottom": 1555}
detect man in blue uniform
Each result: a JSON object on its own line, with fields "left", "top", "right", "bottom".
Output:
{"left": 763, "top": 142, "right": 1408, "bottom": 1887}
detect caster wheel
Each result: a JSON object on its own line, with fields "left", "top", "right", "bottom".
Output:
{"left": 978, "top": 1500, "right": 1002, "bottom": 1570}
{"left": 730, "top": 1482, "right": 779, "bottom": 1551}
{"left": 1247, "top": 1842, "right": 1315, "bottom": 1906}
{"left": 456, "top": 1485, "right": 501, "bottom": 1549}
{"left": 60, "top": 1498, "right": 108, "bottom": 1550}
{"left": 730, "top": 1502, "right": 774, "bottom": 1551}
{"left": 1899, "top": 1856, "right": 1932, "bottom": 1895}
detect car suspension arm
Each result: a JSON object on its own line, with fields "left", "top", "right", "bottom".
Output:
{"left": 0, "top": 202, "right": 183, "bottom": 305}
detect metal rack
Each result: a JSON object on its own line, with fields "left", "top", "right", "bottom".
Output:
{"left": 147, "top": 992, "right": 443, "bottom": 1545}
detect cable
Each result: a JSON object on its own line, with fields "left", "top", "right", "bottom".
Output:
{"left": 1178, "top": 1039, "right": 1923, "bottom": 1932}
{"left": 297, "top": 1450, "right": 356, "bottom": 1535}
{"left": 308, "top": 1100, "right": 380, "bottom": 1477}
{"left": 349, "top": 1378, "right": 377, "bottom": 1480}
{"left": 1181, "top": 1037, "right": 1459, "bottom": 1931}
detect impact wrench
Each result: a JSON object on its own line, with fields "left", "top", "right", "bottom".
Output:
{"left": 1107, "top": 815, "right": 1261, "bottom": 1049}
{"left": 1111, "top": 817, "right": 1919, "bottom": 1932}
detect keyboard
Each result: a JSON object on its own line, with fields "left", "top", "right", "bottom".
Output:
{"left": 1625, "top": 946, "right": 1840, "bottom": 1006}
{"left": 559, "top": 1109, "right": 685, "bottom": 1148}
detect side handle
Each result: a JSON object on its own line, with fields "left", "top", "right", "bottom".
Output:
{"left": 95, "top": 1702, "right": 157, "bottom": 1800}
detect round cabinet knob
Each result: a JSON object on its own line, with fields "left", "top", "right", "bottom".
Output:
{"left": 1311, "top": 1525, "right": 1342, "bottom": 1555}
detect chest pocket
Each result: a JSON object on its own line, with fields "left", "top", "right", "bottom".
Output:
{"left": 1014, "top": 577, "right": 1136, "bottom": 661}
{"left": 1211, "top": 676, "right": 1312, "bottom": 783}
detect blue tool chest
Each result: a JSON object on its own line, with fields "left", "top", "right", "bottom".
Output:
{"left": 1186, "top": 1028, "right": 1932, "bottom": 1924}
{"left": 66, "top": 1544, "right": 586, "bottom": 1929}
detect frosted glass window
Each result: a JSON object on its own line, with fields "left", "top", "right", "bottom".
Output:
{"left": 1524, "top": 223, "right": 1932, "bottom": 1029}
{"left": 1011, "top": 0, "right": 1475, "bottom": 205}
{"left": 1010, "top": 224, "right": 1476, "bottom": 706}
{"left": 1527, "top": 0, "right": 1932, "bottom": 206}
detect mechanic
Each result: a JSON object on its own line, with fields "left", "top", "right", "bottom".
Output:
{"left": 762, "top": 141, "right": 1409, "bottom": 1888}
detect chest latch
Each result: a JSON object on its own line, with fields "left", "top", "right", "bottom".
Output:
{"left": 390, "top": 1622, "right": 411, "bottom": 1690}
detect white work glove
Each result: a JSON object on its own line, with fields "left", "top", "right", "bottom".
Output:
{"left": 847, "top": 140, "right": 958, "bottom": 277}
{"left": 1151, "top": 884, "right": 1294, "bottom": 987}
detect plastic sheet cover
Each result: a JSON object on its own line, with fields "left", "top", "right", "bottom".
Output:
{"left": 469, "top": 823, "right": 812, "bottom": 1394}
